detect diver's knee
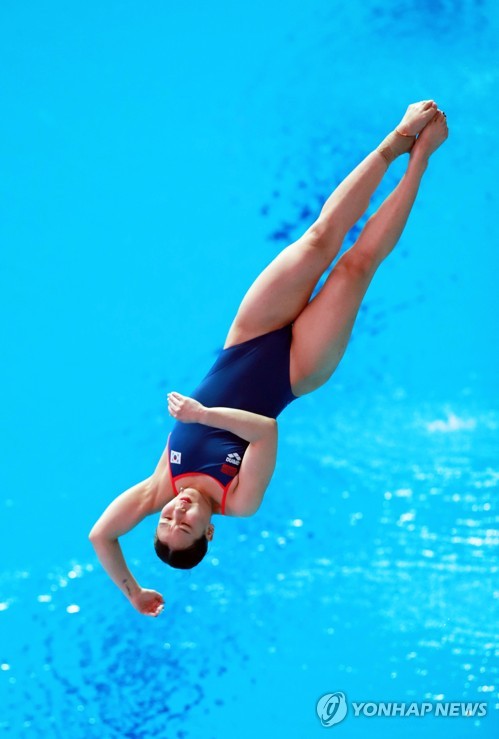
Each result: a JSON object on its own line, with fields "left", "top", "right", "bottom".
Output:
{"left": 334, "top": 249, "right": 377, "bottom": 280}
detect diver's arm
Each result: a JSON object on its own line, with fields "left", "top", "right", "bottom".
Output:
{"left": 200, "top": 406, "right": 276, "bottom": 442}
{"left": 167, "top": 391, "right": 276, "bottom": 442}
{"left": 225, "top": 427, "right": 278, "bottom": 516}
{"left": 88, "top": 476, "right": 165, "bottom": 616}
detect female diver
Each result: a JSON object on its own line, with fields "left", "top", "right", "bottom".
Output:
{"left": 89, "top": 101, "right": 448, "bottom": 616}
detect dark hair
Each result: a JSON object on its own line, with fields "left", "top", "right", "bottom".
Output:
{"left": 153, "top": 532, "right": 208, "bottom": 569}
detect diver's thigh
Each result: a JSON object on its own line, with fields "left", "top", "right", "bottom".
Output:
{"left": 223, "top": 229, "right": 338, "bottom": 348}
{"left": 289, "top": 258, "right": 374, "bottom": 394}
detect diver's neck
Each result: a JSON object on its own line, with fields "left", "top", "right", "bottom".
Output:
{"left": 180, "top": 485, "right": 217, "bottom": 514}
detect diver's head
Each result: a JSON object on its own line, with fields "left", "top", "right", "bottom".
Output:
{"left": 153, "top": 487, "right": 214, "bottom": 569}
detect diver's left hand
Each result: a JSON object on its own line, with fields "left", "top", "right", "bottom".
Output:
{"left": 167, "top": 391, "right": 205, "bottom": 424}
{"left": 130, "top": 588, "right": 165, "bottom": 617}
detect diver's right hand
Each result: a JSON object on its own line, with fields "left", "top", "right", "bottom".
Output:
{"left": 167, "top": 391, "right": 205, "bottom": 424}
{"left": 130, "top": 588, "right": 165, "bottom": 617}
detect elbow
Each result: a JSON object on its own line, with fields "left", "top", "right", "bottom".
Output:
{"left": 88, "top": 525, "right": 105, "bottom": 544}
{"left": 263, "top": 418, "right": 277, "bottom": 437}
{"left": 250, "top": 419, "right": 276, "bottom": 444}
{"left": 266, "top": 418, "right": 278, "bottom": 442}
{"left": 88, "top": 527, "right": 99, "bottom": 544}
{"left": 89, "top": 524, "right": 118, "bottom": 546}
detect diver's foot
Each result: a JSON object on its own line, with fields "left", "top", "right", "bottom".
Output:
{"left": 396, "top": 100, "right": 439, "bottom": 136}
{"left": 410, "top": 109, "right": 449, "bottom": 163}
{"left": 377, "top": 100, "right": 438, "bottom": 165}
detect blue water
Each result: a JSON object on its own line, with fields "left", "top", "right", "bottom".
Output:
{"left": 1, "top": 1, "right": 498, "bottom": 737}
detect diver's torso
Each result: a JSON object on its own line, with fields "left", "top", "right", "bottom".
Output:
{"left": 158, "top": 324, "right": 297, "bottom": 516}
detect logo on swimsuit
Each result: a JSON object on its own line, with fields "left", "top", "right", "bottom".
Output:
{"left": 221, "top": 464, "right": 238, "bottom": 477}
{"left": 226, "top": 452, "right": 241, "bottom": 466}
{"left": 170, "top": 450, "right": 182, "bottom": 464}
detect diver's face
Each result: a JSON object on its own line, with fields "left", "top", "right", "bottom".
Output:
{"left": 156, "top": 488, "right": 213, "bottom": 550}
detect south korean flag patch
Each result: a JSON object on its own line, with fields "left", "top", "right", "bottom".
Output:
{"left": 170, "top": 450, "right": 182, "bottom": 464}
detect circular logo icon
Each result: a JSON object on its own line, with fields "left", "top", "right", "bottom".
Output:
{"left": 316, "top": 692, "right": 348, "bottom": 727}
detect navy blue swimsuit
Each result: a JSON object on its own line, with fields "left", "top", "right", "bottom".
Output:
{"left": 167, "top": 323, "right": 298, "bottom": 513}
